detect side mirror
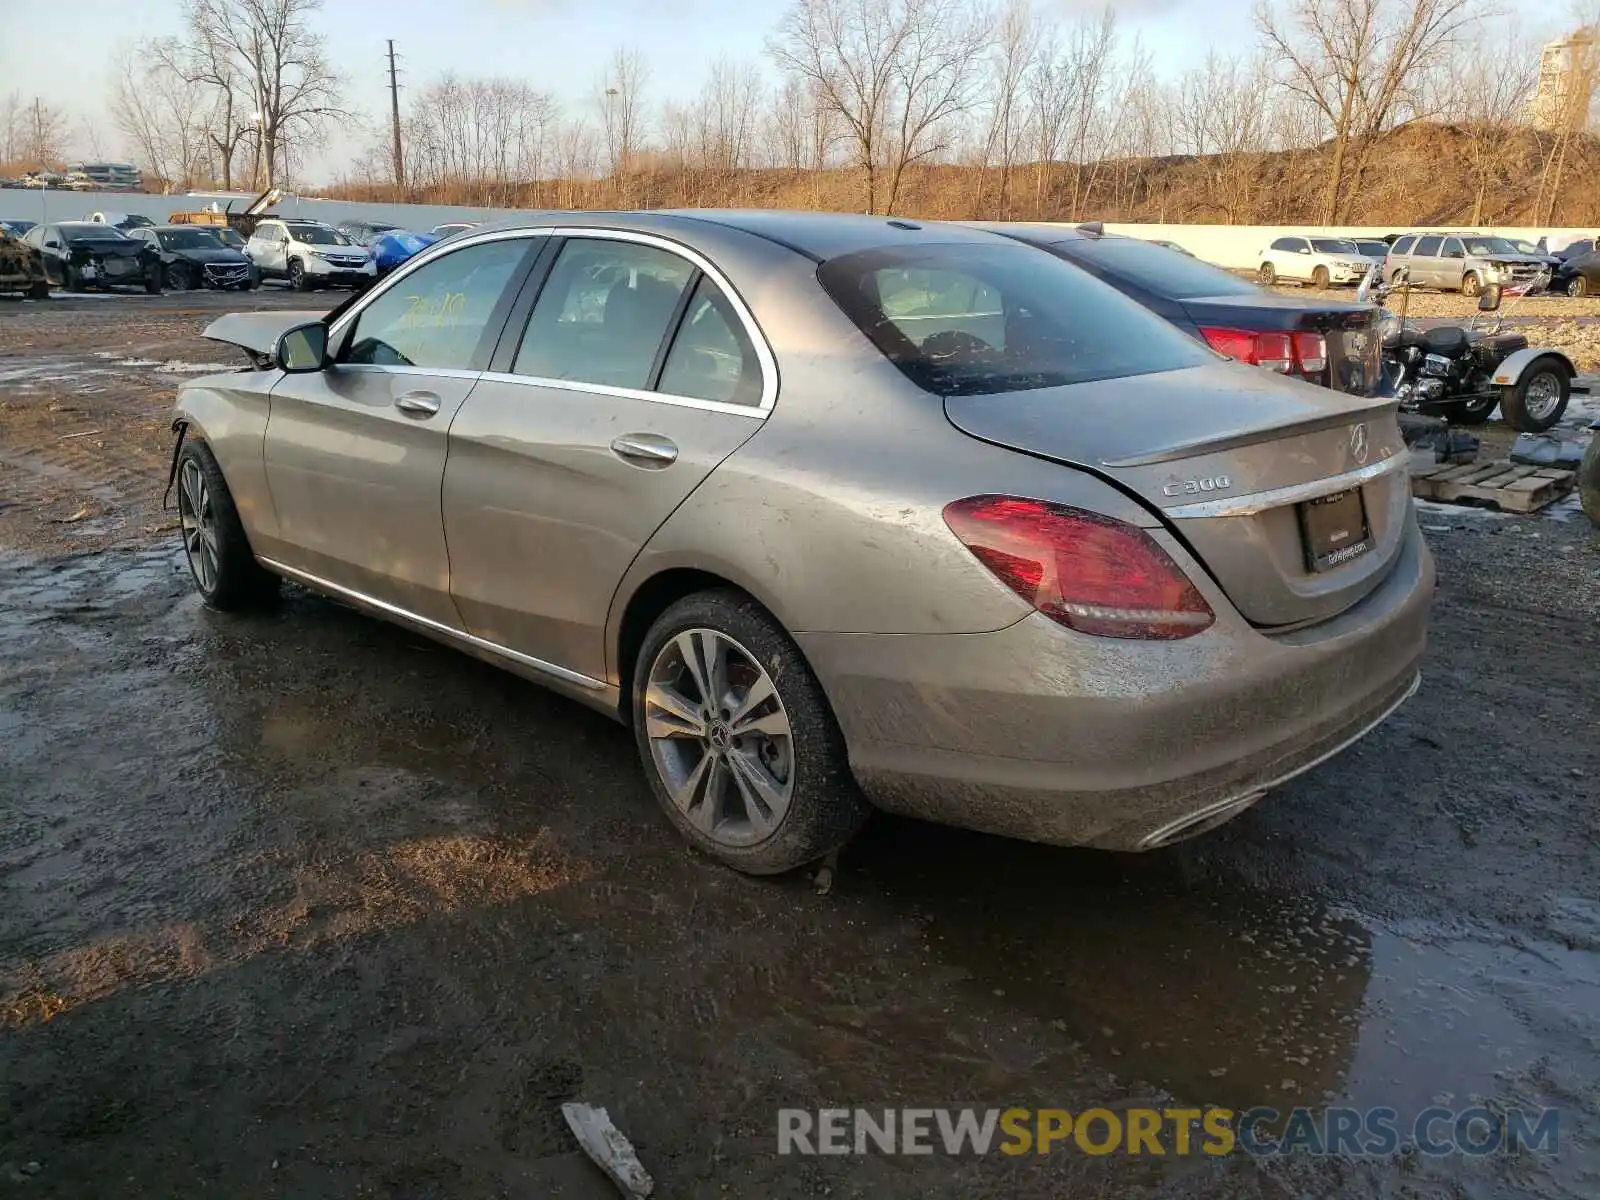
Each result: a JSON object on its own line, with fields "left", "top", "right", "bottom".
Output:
{"left": 1477, "top": 284, "right": 1502, "bottom": 312}
{"left": 275, "top": 322, "right": 328, "bottom": 372}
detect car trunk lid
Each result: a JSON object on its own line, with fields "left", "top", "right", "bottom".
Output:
{"left": 943, "top": 360, "right": 1410, "bottom": 628}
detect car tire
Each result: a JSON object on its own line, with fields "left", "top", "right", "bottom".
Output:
{"left": 27, "top": 279, "right": 49, "bottom": 299}
{"left": 1455, "top": 395, "right": 1498, "bottom": 424}
{"left": 1499, "top": 363, "right": 1570, "bottom": 433}
{"left": 144, "top": 267, "right": 163, "bottom": 295}
{"left": 175, "top": 440, "right": 279, "bottom": 611}
{"left": 1311, "top": 265, "right": 1330, "bottom": 289}
{"left": 1568, "top": 276, "right": 1589, "bottom": 298}
{"left": 1462, "top": 272, "right": 1483, "bottom": 297}
{"left": 1257, "top": 262, "right": 1276, "bottom": 286}
{"left": 65, "top": 264, "right": 85, "bottom": 293}
{"left": 631, "top": 590, "right": 871, "bottom": 875}
{"left": 164, "top": 262, "right": 193, "bottom": 290}
{"left": 1579, "top": 428, "right": 1600, "bottom": 528}
{"left": 288, "top": 258, "right": 310, "bottom": 291}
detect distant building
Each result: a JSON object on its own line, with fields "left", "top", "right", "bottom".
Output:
{"left": 1526, "top": 29, "right": 1597, "bottom": 132}
{"left": 72, "top": 162, "right": 143, "bottom": 191}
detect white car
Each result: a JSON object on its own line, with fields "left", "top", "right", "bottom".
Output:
{"left": 1256, "top": 236, "right": 1373, "bottom": 289}
{"left": 245, "top": 218, "right": 375, "bottom": 291}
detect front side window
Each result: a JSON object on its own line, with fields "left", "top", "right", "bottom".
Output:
{"left": 1442, "top": 238, "right": 1465, "bottom": 259}
{"left": 513, "top": 238, "right": 695, "bottom": 389}
{"left": 657, "top": 277, "right": 763, "bottom": 405}
{"left": 1415, "top": 236, "right": 1443, "bottom": 256}
{"left": 817, "top": 242, "right": 1212, "bottom": 397}
{"left": 342, "top": 237, "right": 532, "bottom": 371}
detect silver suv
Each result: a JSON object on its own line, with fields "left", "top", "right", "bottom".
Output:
{"left": 1385, "top": 233, "right": 1547, "bottom": 295}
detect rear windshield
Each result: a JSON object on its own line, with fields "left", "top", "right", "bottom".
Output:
{"left": 1053, "top": 236, "right": 1258, "bottom": 299}
{"left": 1311, "top": 239, "right": 1359, "bottom": 254}
{"left": 816, "top": 243, "right": 1213, "bottom": 396}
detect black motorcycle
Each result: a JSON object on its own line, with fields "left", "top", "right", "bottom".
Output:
{"left": 1358, "top": 265, "right": 1579, "bottom": 433}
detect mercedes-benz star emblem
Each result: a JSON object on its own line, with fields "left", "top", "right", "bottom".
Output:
{"left": 1350, "top": 422, "right": 1369, "bottom": 465}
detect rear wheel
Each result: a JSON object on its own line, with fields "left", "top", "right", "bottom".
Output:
{"left": 632, "top": 590, "right": 870, "bottom": 875}
{"left": 1311, "top": 265, "right": 1330, "bottom": 290}
{"left": 1500, "top": 363, "right": 1570, "bottom": 433}
{"left": 1462, "top": 272, "right": 1483, "bottom": 297}
{"left": 1569, "top": 276, "right": 1589, "bottom": 298}
{"left": 1257, "top": 262, "right": 1276, "bottom": 286}
{"left": 175, "top": 441, "right": 279, "bottom": 611}
{"left": 1579, "top": 431, "right": 1600, "bottom": 527}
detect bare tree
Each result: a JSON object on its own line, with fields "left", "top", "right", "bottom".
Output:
{"left": 770, "top": 0, "right": 990, "bottom": 213}
{"left": 183, "top": 0, "right": 346, "bottom": 188}
{"left": 1026, "top": 7, "right": 1121, "bottom": 217}
{"left": 110, "top": 42, "right": 213, "bottom": 190}
{"left": 1256, "top": 0, "right": 1479, "bottom": 223}
{"left": 1, "top": 94, "right": 71, "bottom": 168}
{"left": 972, "top": 0, "right": 1039, "bottom": 217}
{"left": 597, "top": 46, "right": 650, "bottom": 177}
{"left": 1426, "top": 32, "right": 1539, "bottom": 222}
{"left": 1176, "top": 52, "right": 1276, "bottom": 221}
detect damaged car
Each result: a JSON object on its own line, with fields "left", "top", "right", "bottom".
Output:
{"left": 22, "top": 221, "right": 161, "bottom": 293}
{"left": 0, "top": 224, "right": 50, "bottom": 298}
{"left": 130, "top": 225, "right": 259, "bottom": 291}
{"left": 169, "top": 213, "right": 1433, "bottom": 875}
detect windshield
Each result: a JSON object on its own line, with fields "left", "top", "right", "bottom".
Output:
{"left": 1311, "top": 239, "right": 1360, "bottom": 255}
{"left": 289, "top": 224, "right": 353, "bottom": 246}
{"left": 159, "top": 228, "right": 225, "bottom": 250}
{"left": 1463, "top": 237, "right": 1519, "bottom": 256}
{"left": 1511, "top": 240, "right": 1540, "bottom": 253}
{"left": 816, "top": 242, "right": 1213, "bottom": 397}
{"left": 60, "top": 223, "right": 132, "bottom": 243}
{"left": 1355, "top": 241, "right": 1389, "bottom": 256}
{"left": 1054, "top": 236, "right": 1258, "bottom": 300}
{"left": 215, "top": 229, "right": 245, "bottom": 247}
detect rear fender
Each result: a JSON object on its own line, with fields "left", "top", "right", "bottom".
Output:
{"left": 1490, "top": 348, "right": 1576, "bottom": 387}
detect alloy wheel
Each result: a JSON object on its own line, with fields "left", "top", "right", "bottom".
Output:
{"left": 643, "top": 628, "right": 795, "bottom": 848}
{"left": 178, "top": 459, "right": 220, "bottom": 594}
{"left": 1523, "top": 371, "right": 1563, "bottom": 422}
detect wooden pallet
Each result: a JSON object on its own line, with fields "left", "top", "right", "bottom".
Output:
{"left": 1410, "top": 459, "right": 1575, "bottom": 513}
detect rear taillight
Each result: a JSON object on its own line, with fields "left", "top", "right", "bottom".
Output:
{"left": 943, "top": 496, "right": 1215, "bottom": 641}
{"left": 1201, "top": 327, "right": 1326, "bottom": 377}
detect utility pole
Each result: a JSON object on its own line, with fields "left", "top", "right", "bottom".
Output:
{"left": 387, "top": 40, "right": 406, "bottom": 194}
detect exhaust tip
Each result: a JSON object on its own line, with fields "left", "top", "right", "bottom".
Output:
{"left": 1139, "top": 790, "right": 1268, "bottom": 850}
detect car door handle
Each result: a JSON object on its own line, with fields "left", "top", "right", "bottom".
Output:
{"left": 610, "top": 433, "right": 678, "bottom": 466}
{"left": 395, "top": 391, "right": 442, "bottom": 418}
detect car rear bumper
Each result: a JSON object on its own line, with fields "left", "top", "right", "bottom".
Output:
{"left": 798, "top": 518, "right": 1434, "bottom": 850}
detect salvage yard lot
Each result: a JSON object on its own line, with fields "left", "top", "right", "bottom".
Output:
{"left": 2, "top": 291, "right": 1599, "bottom": 1198}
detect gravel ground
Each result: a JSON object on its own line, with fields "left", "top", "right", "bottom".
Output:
{"left": 1, "top": 289, "right": 1598, "bottom": 1199}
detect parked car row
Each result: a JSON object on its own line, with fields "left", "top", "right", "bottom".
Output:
{"left": 168, "top": 210, "right": 1436, "bottom": 875}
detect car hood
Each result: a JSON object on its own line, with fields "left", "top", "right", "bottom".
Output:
{"left": 175, "top": 247, "right": 251, "bottom": 265}
{"left": 204, "top": 310, "right": 325, "bottom": 357}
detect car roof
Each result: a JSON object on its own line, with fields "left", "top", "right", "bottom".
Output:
{"left": 464, "top": 209, "right": 1013, "bottom": 263}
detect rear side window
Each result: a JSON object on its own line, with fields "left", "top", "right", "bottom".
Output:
{"left": 1392, "top": 236, "right": 1416, "bottom": 255}
{"left": 816, "top": 243, "right": 1212, "bottom": 397}
{"left": 1415, "top": 236, "right": 1442, "bottom": 256}
{"left": 657, "top": 276, "right": 763, "bottom": 406}
{"left": 1052, "top": 237, "right": 1257, "bottom": 300}
{"left": 513, "top": 238, "right": 695, "bottom": 390}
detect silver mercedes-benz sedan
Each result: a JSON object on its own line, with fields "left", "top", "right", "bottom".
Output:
{"left": 170, "top": 210, "right": 1433, "bottom": 874}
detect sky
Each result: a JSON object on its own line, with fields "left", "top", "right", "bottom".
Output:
{"left": 0, "top": 0, "right": 1583, "bottom": 182}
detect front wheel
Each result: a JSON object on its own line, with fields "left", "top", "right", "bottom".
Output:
{"left": 288, "top": 258, "right": 311, "bottom": 291}
{"left": 144, "top": 267, "right": 163, "bottom": 295}
{"left": 65, "top": 264, "right": 86, "bottom": 293}
{"left": 27, "top": 279, "right": 49, "bottom": 299}
{"left": 1462, "top": 272, "right": 1483, "bottom": 297}
{"left": 1257, "top": 262, "right": 1276, "bottom": 286}
{"left": 164, "top": 262, "right": 193, "bottom": 290}
{"left": 1579, "top": 430, "right": 1600, "bottom": 527}
{"left": 1455, "top": 393, "right": 1499, "bottom": 424}
{"left": 1500, "top": 364, "right": 1570, "bottom": 433}
{"left": 1311, "top": 265, "right": 1330, "bottom": 290}
{"left": 1568, "top": 276, "right": 1589, "bottom": 298}
{"left": 632, "top": 590, "right": 870, "bottom": 875}
{"left": 175, "top": 441, "right": 280, "bottom": 611}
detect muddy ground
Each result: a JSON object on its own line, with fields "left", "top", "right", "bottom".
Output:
{"left": 1, "top": 290, "right": 1599, "bottom": 1199}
